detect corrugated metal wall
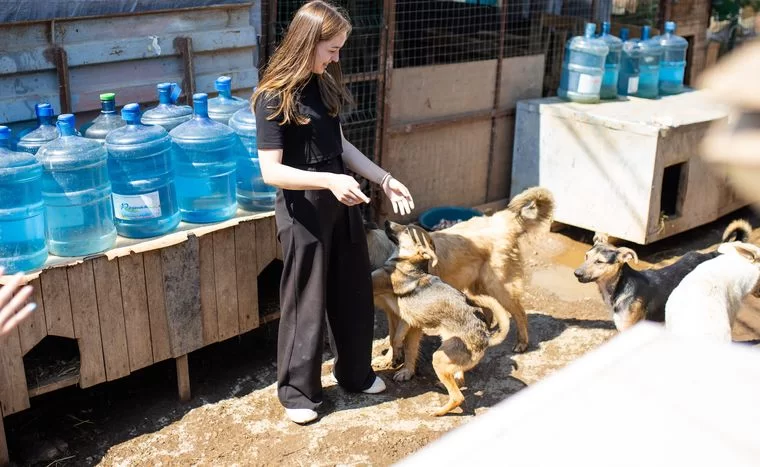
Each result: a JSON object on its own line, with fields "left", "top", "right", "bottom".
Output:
{"left": 0, "top": 2, "right": 258, "bottom": 130}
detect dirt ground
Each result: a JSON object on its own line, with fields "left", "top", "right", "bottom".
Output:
{"left": 6, "top": 207, "right": 760, "bottom": 467}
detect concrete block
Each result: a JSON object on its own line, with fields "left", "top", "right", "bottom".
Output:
{"left": 511, "top": 90, "right": 746, "bottom": 244}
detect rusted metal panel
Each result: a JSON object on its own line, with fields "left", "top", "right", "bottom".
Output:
{"left": 0, "top": 3, "right": 257, "bottom": 124}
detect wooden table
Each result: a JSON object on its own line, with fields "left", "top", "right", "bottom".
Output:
{"left": 0, "top": 209, "right": 281, "bottom": 465}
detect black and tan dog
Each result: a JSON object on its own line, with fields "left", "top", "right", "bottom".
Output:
{"left": 573, "top": 228, "right": 745, "bottom": 331}
{"left": 371, "top": 223, "right": 508, "bottom": 416}
{"left": 366, "top": 186, "right": 555, "bottom": 373}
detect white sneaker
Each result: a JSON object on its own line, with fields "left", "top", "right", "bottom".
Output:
{"left": 285, "top": 408, "right": 318, "bottom": 424}
{"left": 362, "top": 376, "right": 386, "bottom": 394}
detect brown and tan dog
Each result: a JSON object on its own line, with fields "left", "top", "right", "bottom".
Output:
{"left": 371, "top": 225, "right": 507, "bottom": 416}
{"left": 366, "top": 186, "right": 555, "bottom": 374}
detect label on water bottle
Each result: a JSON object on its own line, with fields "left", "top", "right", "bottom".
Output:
{"left": 628, "top": 77, "right": 639, "bottom": 94}
{"left": 112, "top": 192, "right": 162, "bottom": 220}
{"left": 577, "top": 74, "right": 602, "bottom": 94}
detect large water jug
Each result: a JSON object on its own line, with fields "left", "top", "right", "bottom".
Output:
{"left": 634, "top": 26, "right": 663, "bottom": 99}
{"left": 558, "top": 23, "right": 609, "bottom": 104}
{"left": 0, "top": 126, "right": 47, "bottom": 274}
{"left": 207, "top": 76, "right": 248, "bottom": 125}
{"left": 105, "top": 103, "right": 181, "bottom": 238}
{"left": 16, "top": 103, "right": 58, "bottom": 155}
{"left": 36, "top": 114, "right": 117, "bottom": 257}
{"left": 141, "top": 83, "right": 193, "bottom": 132}
{"left": 229, "top": 105, "right": 277, "bottom": 211}
{"left": 82, "top": 93, "right": 126, "bottom": 144}
{"left": 170, "top": 93, "right": 237, "bottom": 223}
{"left": 654, "top": 21, "right": 689, "bottom": 95}
{"left": 617, "top": 28, "right": 641, "bottom": 97}
{"left": 598, "top": 22, "right": 622, "bottom": 100}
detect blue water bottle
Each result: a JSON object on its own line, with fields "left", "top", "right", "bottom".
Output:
{"left": 105, "top": 103, "right": 181, "bottom": 238}
{"left": 208, "top": 76, "right": 248, "bottom": 125}
{"left": 634, "top": 26, "right": 663, "bottom": 99}
{"left": 229, "top": 104, "right": 277, "bottom": 211}
{"left": 82, "top": 92, "right": 127, "bottom": 144}
{"left": 169, "top": 93, "right": 238, "bottom": 223}
{"left": 654, "top": 21, "right": 689, "bottom": 95}
{"left": 0, "top": 126, "right": 48, "bottom": 273}
{"left": 36, "top": 114, "right": 117, "bottom": 257}
{"left": 16, "top": 103, "right": 59, "bottom": 155}
{"left": 558, "top": 23, "right": 609, "bottom": 104}
{"left": 599, "top": 22, "right": 622, "bottom": 100}
{"left": 141, "top": 83, "right": 193, "bottom": 132}
{"left": 617, "top": 28, "right": 641, "bottom": 97}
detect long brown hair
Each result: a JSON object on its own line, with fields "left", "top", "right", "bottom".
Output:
{"left": 252, "top": 0, "right": 353, "bottom": 125}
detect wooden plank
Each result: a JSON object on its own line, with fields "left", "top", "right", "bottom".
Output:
{"left": 17, "top": 278, "right": 47, "bottom": 355}
{"left": 143, "top": 251, "right": 172, "bottom": 363}
{"left": 68, "top": 262, "right": 107, "bottom": 388}
{"left": 498, "top": 55, "right": 545, "bottom": 110}
{"left": 0, "top": 329, "right": 30, "bottom": 416}
{"left": 385, "top": 121, "right": 492, "bottom": 222}
{"left": 235, "top": 222, "right": 259, "bottom": 333}
{"left": 705, "top": 41, "right": 721, "bottom": 68}
{"left": 213, "top": 229, "right": 240, "bottom": 341}
{"left": 161, "top": 237, "right": 203, "bottom": 357}
{"left": 256, "top": 216, "right": 278, "bottom": 275}
{"left": 389, "top": 60, "right": 497, "bottom": 123}
{"left": 92, "top": 257, "right": 130, "bottom": 382}
{"left": 488, "top": 116, "right": 516, "bottom": 202}
{"left": 199, "top": 235, "right": 219, "bottom": 346}
{"left": 118, "top": 254, "right": 154, "bottom": 372}
{"left": 176, "top": 355, "right": 191, "bottom": 402}
{"left": 40, "top": 267, "right": 75, "bottom": 338}
{"left": 27, "top": 374, "right": 80, "bottom": 398}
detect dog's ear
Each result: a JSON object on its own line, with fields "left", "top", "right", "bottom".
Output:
{"left": 593, "top": 232, "right": 609, "bottom": 245}
{"left": 616, "top": 247, "right": 638, "bottom": 264}
{"left": 408, "top": 225, "right": 435, "bottom": 253}
{"left": 420, "top": 247, "right": 439, "bottom": 268}
{"left": 520, "top": 200, "right": 538, "bottom": 220}
{"left": 734, "top": 244, "right": 760, "bottom": 263}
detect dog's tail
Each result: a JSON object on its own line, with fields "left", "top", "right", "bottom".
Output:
{"left": 722, "top": 219, "right": 752, "bottom": 243}
{"left": 506, "top": 187, "right": 555, "bottom": 234}
{"left": 466, "top": 293, "right": 511, "bottom": 347}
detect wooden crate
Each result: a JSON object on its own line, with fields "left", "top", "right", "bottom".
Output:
{"left": 0, "top": 210, "right": 281, "bottom": 464}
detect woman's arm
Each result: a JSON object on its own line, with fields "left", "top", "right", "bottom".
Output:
{"left": 259, "top": 149, "right": 369, "bottom": 205}
{"left": 339, "top": 127, "right": 388, "bottom": 186}
{"left": 339, "top": 127, "right": 414, "bottom": 215}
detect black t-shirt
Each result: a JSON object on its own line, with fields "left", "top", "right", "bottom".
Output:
{"left": 254, "top": 74, "right": 343, "bottom": 167}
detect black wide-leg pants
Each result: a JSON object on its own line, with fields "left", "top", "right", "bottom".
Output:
{"left": 274, "top": 158, "right": 377, "bottom": 411}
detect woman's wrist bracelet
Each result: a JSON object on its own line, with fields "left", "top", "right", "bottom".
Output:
{"left": 379, "top": 172, "right": 392, "bottom": 186}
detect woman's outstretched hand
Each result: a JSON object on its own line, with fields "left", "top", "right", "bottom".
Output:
{"left": 0, "top": 267, "right": 36, "bottom": 337}
{"left": 383, "top": 177, "right": 415, "bottom": 216}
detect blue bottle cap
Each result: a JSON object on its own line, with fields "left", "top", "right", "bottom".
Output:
{"left": 56, "top": 114, "right": 77, "bottom": 136}
{"left": 665, "top": 21, "right": 676, "bottom": 33}
{"left": 642, "top": 25, "right": 651, "bottom": 40}
{"left": 584, "top": 22, "right": 597, "bottom": 38}
{"left": 0, "top": 126, "right": 10, "bottom": 140}
{"left": 620, "top": 28, "right": 629, "bottom": 41}
{"left": 193, "top": 92, "right": 208, "bottom": 104}
{"left": 170, "top": 83, "right": 182, "bottom": 103}
{"left": 215, "top": 76, "right": 232, "bottom": 92}
{"left": 121, "top": 103, "right": 141, "bottom": 123}
{"left": 602, "top": 21, "right": 611, "bottom": 35}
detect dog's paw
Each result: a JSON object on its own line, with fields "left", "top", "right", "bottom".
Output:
{"left": 393, "top": 368, "right": 415, "bottom": 382}
{"left": 512, "top": 341, "right": 529, "bottom": 353}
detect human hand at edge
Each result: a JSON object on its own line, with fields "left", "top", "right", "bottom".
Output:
{"left": 0, "top": 267, "right": 36, "bottom": 337}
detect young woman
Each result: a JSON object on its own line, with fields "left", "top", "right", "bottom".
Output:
{"left": 252, "top": 0, "right": 415, "bottom": 424}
